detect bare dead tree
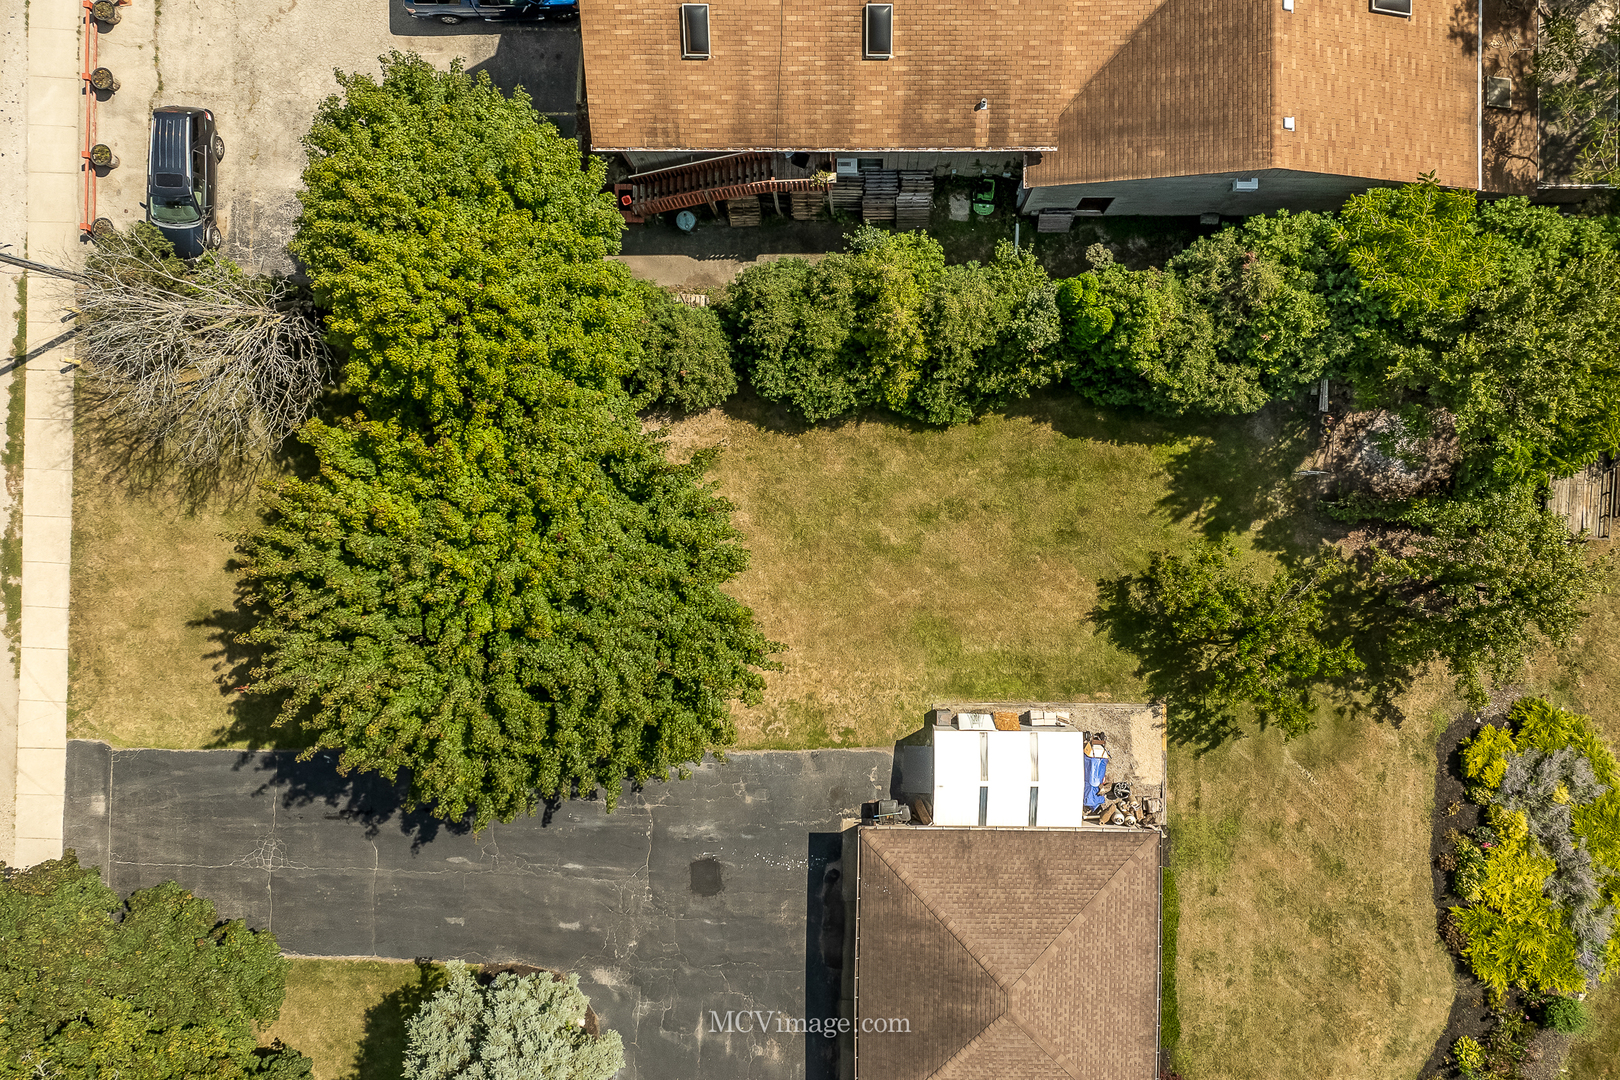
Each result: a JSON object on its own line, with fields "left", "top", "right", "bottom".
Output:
{"left": 6, "top": 229, "right": 330, "bottom": 468}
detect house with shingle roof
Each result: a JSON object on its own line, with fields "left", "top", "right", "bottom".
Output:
{"left": 841, "top": 702, "right": 1167, "bottom": 1080}
{"left": 853, "top": 827, "right": 1164, "bottom": 1080}
{"left": 579, "top": 0, "right": 1539, "bottom": 225}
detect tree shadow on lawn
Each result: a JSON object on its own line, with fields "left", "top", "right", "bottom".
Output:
{"left": 709, "top": 382, "right": 1328, "bottom": 556}
{"left": 1089, "top": 511, "right": 1429, "bottom": 756}
{"left": 348, "top": 959, "right": 448, "bottom": 1080}
{"left": 192, "top": 558, "right": 312, "bottom": 753}
{"left": 75, "top": 380, "right": 330, "bottom": 515}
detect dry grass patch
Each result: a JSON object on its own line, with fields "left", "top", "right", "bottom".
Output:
{"left": 668, "top": 396, "right": 1310, "bottom": 749}
{"left": 67, "top": 429, "right": 296, "bottom": 750}
{"left": 262, "top": 959, "right": 439, "bottom": 1080}
{"left": 1165, "top": 689, "right": 1455, "bottom": 1078}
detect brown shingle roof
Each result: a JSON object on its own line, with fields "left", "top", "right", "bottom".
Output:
{"left": 583, "top": 0, "right": 1488, "bottom": 190}
{"left": 855, "top": 828, "right": 1162, "bottom": 1080}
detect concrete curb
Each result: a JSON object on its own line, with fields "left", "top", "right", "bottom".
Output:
{"left": 13, "top": 0, "right": 79, "bottom": 866}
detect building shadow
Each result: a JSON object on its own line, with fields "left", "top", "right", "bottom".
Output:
{"left": 465, "top": 27, "right": 580, "bottom": 131}
{"left": 805, "top": 830, "right": 848, "bottom": 1080}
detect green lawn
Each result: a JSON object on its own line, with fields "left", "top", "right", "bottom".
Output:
{"left": 262, "top": 959, "right": 442, "bottom": 1080}
{"left": 669, "top": 394, "right": 1312, "bottom": 750}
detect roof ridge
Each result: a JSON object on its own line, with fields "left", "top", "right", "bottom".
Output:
{"left": 859, "top": 833, "right": 1007, "bottom": 1079}
{"left": 1004, "top": 832, "right": 1162, "bottom": 1079}
{"left": 865, "top": 831, "right": 1011, "bottom": 993}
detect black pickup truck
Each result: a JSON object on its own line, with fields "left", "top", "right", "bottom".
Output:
{"left": 404, "top": 0, "right": 578, "bottom": 23}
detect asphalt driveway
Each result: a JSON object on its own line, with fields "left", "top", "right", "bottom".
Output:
{"left": 65, "top": 741, "right": 891, "bottom": 1080}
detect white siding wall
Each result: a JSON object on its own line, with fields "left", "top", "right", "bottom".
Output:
{"left": 932, "top": 728, "right": 1085, "bottom": 827}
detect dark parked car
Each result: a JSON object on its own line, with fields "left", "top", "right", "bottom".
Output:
{"left": 146, "top": 106, "right": 223, "bottom": 259}
{"left": 403, "top": 0, "right": 578, "bottom": 23}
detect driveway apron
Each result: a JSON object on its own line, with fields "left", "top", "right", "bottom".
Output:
{"left": 65, "top": 741, "right": 891, "bottom": 1080}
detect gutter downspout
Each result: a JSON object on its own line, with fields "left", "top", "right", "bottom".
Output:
{"left": 1478, "top": 0, "right": 1485, "bottom": 191}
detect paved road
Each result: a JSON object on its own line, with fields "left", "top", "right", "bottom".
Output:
{"left": 66, "top": 742, "right": 893, "bottom": 1080}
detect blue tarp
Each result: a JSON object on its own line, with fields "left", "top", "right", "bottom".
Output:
{"left": 1084, "top": 754, "right": 1107, "bottom": 809}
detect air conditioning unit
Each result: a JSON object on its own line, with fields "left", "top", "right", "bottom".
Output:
{"left": 1370, "top": 0, "right": 1412, "bottom": 16}
{"left": 956, "top": 712, "right": 994, "bottom": 730}
{"left": 836, "top": 157, "right": 860, "bottom": 177}
{"left": 1232, "top": 177, "right": 1260, "bottom": 192}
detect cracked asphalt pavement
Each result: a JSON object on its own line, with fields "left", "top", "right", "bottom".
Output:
{"left": 65, "top": 742, "right": 892, "bottom": 1080}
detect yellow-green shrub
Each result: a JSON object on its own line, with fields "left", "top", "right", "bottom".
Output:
{"left": 1461, "top": 722, "right": 1518, "bottom": 790}
{"left": 1515, "top": 698, "right": 1619, "bottom": 787}
{"left": 1452, "top": 698, "right": 1620, "bottom": 993}
{"left": 1451, "top": 810, "right": 1579, "bottom": 992}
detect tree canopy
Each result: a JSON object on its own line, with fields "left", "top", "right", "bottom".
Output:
{"left": 240, "top": 405, "right": 774, "bottom": 825}
{"left": 1093, "top": 540, "right": 1361, "bottom": 746}
{"left": 290, "top": 51, "right": 636, "bottom": 428}
{"left": 404, "top": 961, "right": 624, "bottom": 1080}
{"left": 1365, "top": 489, "right": 1609, "bottom": 710}
{"left": 247, "top": 52, "right": 776, "bottom": 825}
{"left": 0, "top": 853, "right": 308, "bottom": 1080}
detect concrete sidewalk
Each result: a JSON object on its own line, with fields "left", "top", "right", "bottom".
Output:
{"left": 10, "top": 0, "right": 80, "bottom": 866}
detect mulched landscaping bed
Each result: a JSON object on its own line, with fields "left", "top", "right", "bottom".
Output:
{"left": 1416, "top": 692, "right": 1576, "bottom": 1080}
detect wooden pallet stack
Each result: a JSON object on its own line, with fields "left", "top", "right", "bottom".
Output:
{"left": 1037, "top": 210, "right": 1078, "bottom": 233}
{"left": 789, "top": 190, "right": 823, "bottom": 220}
{"left": 861, "top": 171, "right": 899, "bottom": 223}
{"left": 894, "top": 171, "right": 933, "bottom": 230}
{"left": 726, "top": 196, "right": 762, "bottom": 226}
{"left": 828, "top": 174, "right": 864, "bottom": 213}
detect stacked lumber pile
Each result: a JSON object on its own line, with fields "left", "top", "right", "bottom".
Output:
{"left": 828, "top": 174, "right": 864, "bottom": 213}
{"left": 861, "top": 170, "right": 899, "bottom": 223}
{"left": 894, "top": 171, "right": 933, "bottom": 230}
{"left": 789, "top": 190, "right": 823, "bottom": 220}
{"left": 725, "top": 197, "right": 762, "bottom": 226}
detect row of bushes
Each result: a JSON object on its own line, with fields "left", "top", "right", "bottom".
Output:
{"left": 630, "top": 187, "right": 1620, "bottom": 499}
{"left": 629, "top": 216, "right": 1348, "bottom": 424}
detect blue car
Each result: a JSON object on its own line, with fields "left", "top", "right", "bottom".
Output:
{"left": 404, "top": 0, "right": 578, "bottom": 23}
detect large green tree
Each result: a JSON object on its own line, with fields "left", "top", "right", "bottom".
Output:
{"left": 404, "top": 961, "right": 623, "bottom": 1080}
{"left": 240, "top": 403, "right": 774, "bottom": 825}
{"left": 1093, "top": 540, "right": 1361, "bottom": 746}
{"left": 291, "top": 51, "right": 636, "bottom": 427}
{"left": 249, "top": 52, "right": 776, "bottom": 825}
{"left": 1073, "top": 212, "right": 1367, "bottom": 415}
{"left": 1335, "top": 185, "right": 1620, "bottom": 490}
{"left": 1365, "top": 489, "right": 1609, "bottom": 710}
{"left": 0, "top": 853, "right": 308, "bottom": 1080}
